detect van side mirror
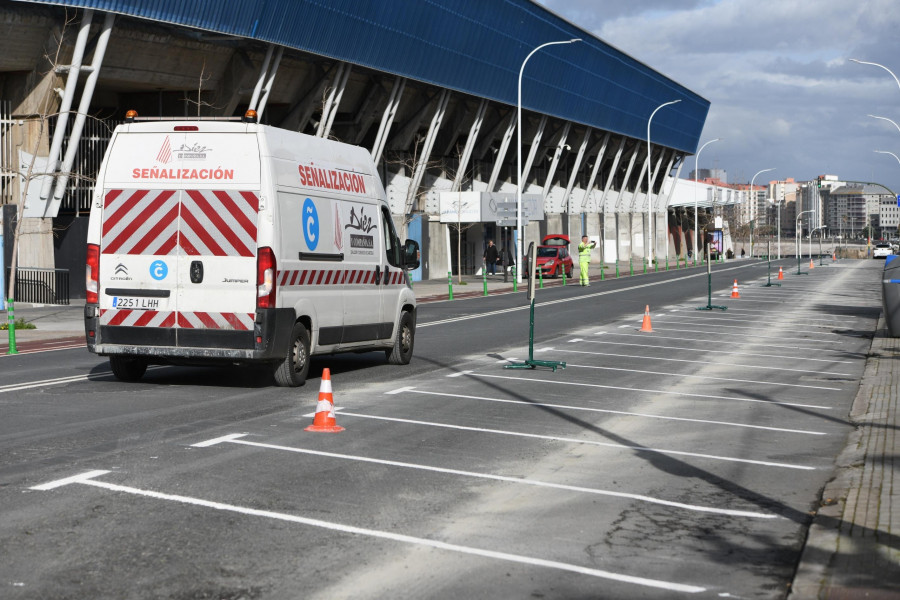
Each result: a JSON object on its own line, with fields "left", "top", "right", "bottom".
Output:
{"left": 403, "top": 239, "right": 420, "bottom": 270}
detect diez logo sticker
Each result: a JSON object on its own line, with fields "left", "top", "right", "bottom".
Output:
{"left": 303, "top": 198, "right": 319, "bottom": 251}
{"left": 150, "top": 260, "right": 168, "bottom": 280}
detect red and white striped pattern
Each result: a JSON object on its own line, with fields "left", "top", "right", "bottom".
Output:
{"left": 102, "top": 189, "right": 180, "bottom": 256}
{"left": 178, "top": 311, "right": 254, "bottom": 330}
{"left": 100, "top": 309, "right": 254, "bottom": 331}
{"left": 100, "top": 189, "right": 259, "bottom": 257}
{"left": 180, "top": 190, "right": 258, "bottom": 257}
{"left": 100, "top": 309, "right": 177, "bottom": 328}
{"left": 278, "top": 269, "right": 406, "bottom": 288}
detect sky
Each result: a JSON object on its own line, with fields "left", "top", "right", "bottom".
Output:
{"left": 536, "top": 0, "right": 900, "bottom": 194}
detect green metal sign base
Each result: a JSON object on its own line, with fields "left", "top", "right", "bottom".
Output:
{"left": 697, "top": 304, "right": 728, "bottom": 311}
{"left": 504, "top": 299, "right": 566, "bottom": 372}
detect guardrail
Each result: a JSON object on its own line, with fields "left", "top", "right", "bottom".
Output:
{"left": 4, "top": 267, "right": 70, "bottom": 305}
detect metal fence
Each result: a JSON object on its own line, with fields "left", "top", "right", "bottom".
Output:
{"left": 5, "top": 267, "right": 70, "bottom": 305}
{"left": 51, "top": 114, "right": 120, "bottom": 215}
{"left": 1, "top": 100, "right": 16, "bottom": 207}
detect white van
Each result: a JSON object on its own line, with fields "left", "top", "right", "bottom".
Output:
{"left": 84, "top": 111, "right": 419, "bottom": 386}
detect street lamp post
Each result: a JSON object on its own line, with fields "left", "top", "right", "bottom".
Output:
{"left": 748, "top": 168, "right": 775, "bottom": 259}
{"left": 516, "top": 38, "right": 581, "bottom": 283}
{"left": 796, "top": 209, "right": 813, "bottom": 274}
{"left": 647, "top": 99, "right": 681, "bottom": 265}
{"left": 693, "top": 138, "right": 720, "bottom": 261}
{"left": 850, "top": 59, "right": 900, "bottom": 93}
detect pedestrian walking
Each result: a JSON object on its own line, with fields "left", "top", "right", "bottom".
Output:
{"left": 483, "top": 240, "right": 499, "bottom": 276}
{"left": 578, "top": 235, "right": 596, "bottom": 286}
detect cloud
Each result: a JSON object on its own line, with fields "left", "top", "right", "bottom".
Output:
{"left": 535, "top": 0, "right": 900, "bottom": 192}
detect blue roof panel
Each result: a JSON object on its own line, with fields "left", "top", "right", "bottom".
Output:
{"left": 18, "top": 0, "right": 710, "bottom": 153}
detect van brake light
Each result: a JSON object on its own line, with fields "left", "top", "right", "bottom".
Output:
{"left": 257, "top": 247, "right": 276, "bottom": 308}
{"left": 86, "top": 243, "right": 100, "bottom": 304}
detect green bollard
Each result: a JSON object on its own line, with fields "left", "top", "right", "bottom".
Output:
{"left": 448, "top": 271, "right": 453, "bottom": 300}
{"left": 482, "top": 267, "right": 488, "bottom": 296}
{"left": 600, "top": 264, "right": 605, "bottom": 281}
{"left": 539, "top": 269, "right": 544, "bottom": 289}
{"left": 665, "top": 255, "right": 669, "bottom": 271}
{"left": 5, "top": 299, "right": 17, "bottom": 355}
{"left": 561, "top": 266, "right": 566, "bottom": 286}
{"left": 654, "top": 258, "right": 658, "bottom": 273}
{"left": 512, "top": 267, "right": 518, "bottom": 292}
{"left": 643, "top": 258, "right": 647, "bottom": 274}
{"left": 629, "top": 258, "right": 634, "bottom": 276}
{"left": 407, "top": 272, "right": 413, "bottom": 289}
{"left": 615, "top": 263, "right": 620, "bottom": 278}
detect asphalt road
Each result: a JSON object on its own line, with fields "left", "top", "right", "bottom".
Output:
{"left": 0, "top": 259, "right": 881, "bottom": 599}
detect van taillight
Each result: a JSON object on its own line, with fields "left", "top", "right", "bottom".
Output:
{"left": 86, "top": 243, "right": 100, "bottom": 304}
{"left": 257, "top": 247, "right": 276, "bottom": 308}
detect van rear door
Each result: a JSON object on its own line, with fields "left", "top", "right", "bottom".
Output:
{"left": 97, "top": 125, "right": 261, "bottom": 347}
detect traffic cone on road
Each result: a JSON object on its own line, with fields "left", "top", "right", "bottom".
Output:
{"left": 809, "top": 258, "right": 815, "bottom": 269}
{"left": 304, "top": 368, "right": 345, "bottom": 433}
{"left": 731, "top": 279, "right": 740, "bottom": 298}
{"left": 777, "top": 267, "right": 784, "bottom": 280}
{"left": 640, "top": 305, "right": 653, "bottom": 333}
{"left": 832, "top": 252, "right": 836, "bottom": 262}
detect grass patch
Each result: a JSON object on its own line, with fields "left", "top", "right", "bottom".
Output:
{"left": 0, "top": 317, "right": 37, "bottom": 330}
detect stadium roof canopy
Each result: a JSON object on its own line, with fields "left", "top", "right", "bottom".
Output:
{"left": 20, "top": 0, "right": 709, "bottom": 154}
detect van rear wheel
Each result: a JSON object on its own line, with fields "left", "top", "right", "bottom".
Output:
{"left": 274, "top": 323, "right": 310, "bottom": 387}
{"left": 386, "top": 311, "right": 415, "bottom": 365}
{"left": 109, "top": 356, "right": 147, "bottom": 382}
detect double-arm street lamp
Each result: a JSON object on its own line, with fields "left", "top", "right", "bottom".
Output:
{"left": 516, "top": 38, "right": 581, "bottom": 282}
{"left": 646, "top": 99, "right": 681, "bottom": 264}
{"left": 850, "top": 58, "right": 900, "bottom": 92}
{"left": 748, "top": 168, "right": 775, "bottom": 258}
{"left": 693, "top": 138, "right": 720, "bottom": 260}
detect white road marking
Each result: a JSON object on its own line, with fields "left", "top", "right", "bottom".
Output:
{"left": 399, "top": 389, "right": 826, "bottom": 435}
{"left": 30, "top": 470, "right": 111, "bottom": 490}
{"left": 386, "top": 386, "right": 416, "bottom": 395}
{"left": 471, "top": 372, "right": 832, "bottom": 410}
{"left": 577, "top": 338, "right": 854, "bottom": 364}
{"left": 556, "top": 348, "right": 851, "bottom": 377}
{"left": 192, "top": 434, "right": 778, "bottom": 518}
{"left": 337, "top": 412, "right": 817, "bottom": 470}
{"left": 0, "top": 372, "right": 107, "bottom": 393}
{"left": 654, "top": 319, "right": 848, "bottom": 340}
{"left": 565, "top": 362, "right": 841, "bottom": 391}
{"left": 646, "top": 326, "right": 843, "bottom": 345}
{"left": 594, "top": 331, "right": 839, "bottom": 353}
{"left": 447, "top": 371, "right": 473, "bottom": 378}
{"left": 30, "top": 470, "right": 707, "bottom": 593}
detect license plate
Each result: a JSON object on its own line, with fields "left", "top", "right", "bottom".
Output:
{"left": 112, "top": 296, "right": 164, "bottom": 310}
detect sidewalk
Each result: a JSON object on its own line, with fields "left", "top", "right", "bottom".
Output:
{"left": 790, "top": 315, "right": 900, "bottom": 598}
{"left": 3, "top": 264, "right": 898, "bottom": 598}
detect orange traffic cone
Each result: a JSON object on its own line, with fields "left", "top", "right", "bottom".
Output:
{"left": 640, "top": 305, "right": 653, "bottom": 332}
{"left": 731, "top": 279, "right": 740, "bottom": 298}
{"left": 305, "top": 368, "right": 345, "bottom": 433}
{"left": 809, "top": 258, "right": 815, "bottom": 269}
{"left": 832, "top": 252, "right": 836, "bottom": 262}
{"left": 777, "top": 267, "right": 784, "bottom": 280}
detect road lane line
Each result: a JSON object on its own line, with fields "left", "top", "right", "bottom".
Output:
{"left": 336, "top": 412, "right": 817, "bottom": 470}
{"left": 562, "top": 362, "right": 841, "bottom": 391}
{"left": 649, "top": 319, "right": 850, "bottom": 340}
{"left": 0, "top": 373, "right": 103, "bottom": 393}
{"left": 401, "top": 389, "right": 826, "bottom": 435}
{"left": 471, "top": 372, "right": 833, "bottom": 410}
{"left": 594, "top": 331, "right": 845, "bottom": 353}
{"left": 418, "top": 266, "right": 757, "bottom": 328}
{"left": 575, "top": 338, "right": 854, "bottom": 364}
{"left": 191, "top": 434, "right": 778, "bottom": 518}
{"left": 30, "top": 470, "right": 707, "bottom": 593}
{"left": 30, "top": 470, "right": 111, "bottom": 490}
{"left": 554, "top": 348, "right": 852, "bottom": 377}
{"left": 646, "top": 326, "right": 845, "bottom": 344}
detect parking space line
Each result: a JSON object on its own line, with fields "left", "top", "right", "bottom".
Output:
{"left": 399, "top": 389, "right": 826, "bottom": 435}
{"left": 555, "top": 348, "right": 850, "bottom": 377}
{"left": 659, "top": 314, "right": 854, "bottom": 330}
{"left": 647, "top": 321, "right": 846, "bottom": 341}
{"left": 336, "top": 412, "right": 817, "bottom": 470}
{"left": 562, "top": 362, "right": 841, "bottom": 391}
{"left": 647, "top": 326, "right": 845, "bottom": 345}
{"left": 471, "top": 373, "right": 833, "bottom": 410}
{"left": 573, "top": 338, "right": 854, "bottom": 364}
{"left": 190, "top": 434, "right": 779, "bottom": 518}
{"left": 30, "top": 470, "right": 707, "bottom": 593}
{"left": 594, "top": 331, "right": 844, "bottom": 353}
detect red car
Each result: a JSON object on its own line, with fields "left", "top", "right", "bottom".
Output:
{"left": 527, "top": 234, "right": 574, "bottom": 278}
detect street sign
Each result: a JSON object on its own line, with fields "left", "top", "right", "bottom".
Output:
{"left": 896, "top": 194, "right": 900, "bottom": 207}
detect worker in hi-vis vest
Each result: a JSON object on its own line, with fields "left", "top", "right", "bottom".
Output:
{"left": 578, "top": 235, "right": 597, "bottom": 286}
